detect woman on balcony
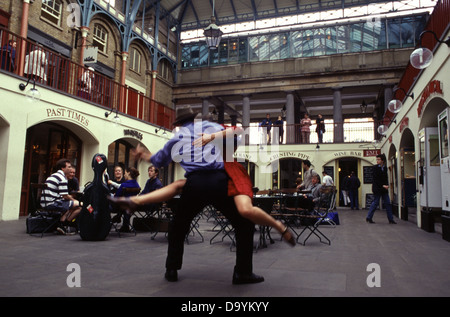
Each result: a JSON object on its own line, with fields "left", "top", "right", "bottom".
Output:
{"left": 300, "top": 113, "right": 312, "bottom": 144}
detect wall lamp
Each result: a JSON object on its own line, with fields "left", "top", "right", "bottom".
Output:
{"left": 19, "top": 78, "right": 41, "bottom": 102}
{"left": 377, "top": 119, "right": 397, "bottom": 136}
{"left": 387, "top": 87, "right": 414, "bottom": 113}
{"left": 410, "top": 30, "right": 450, "bottom": 69}
{"left": 105, "top": 107, "right": 121, "bottom": 126}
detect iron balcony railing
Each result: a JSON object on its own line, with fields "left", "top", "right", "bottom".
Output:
{"left": 0, "top": 27, "right": 175, "bottom": 130}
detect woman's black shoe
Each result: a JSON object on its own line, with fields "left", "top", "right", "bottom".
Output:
{"left": 389, "top": 220, "right": 397, "bottom": 224}
{"left": 366, "top": 218, "right": 375, "bottom": 224}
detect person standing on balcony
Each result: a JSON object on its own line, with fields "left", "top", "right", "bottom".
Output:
{"left": 300, "top": 113, "right": 312, "bottom": 143}
{"left": 1, "top": 40, "right": 17, "bottom": 72}
{"left": 78, "top": 66, "right": 95, "bottom": 100}
{"left": 316, "top": 114, "right": 325, "bottom": 143}
{"left": 274, "top": 115, "right": 284, "bottom": 144}
{"left": 260, "top": 113, "right": 272, "bottom": 145}
{"left": 24, "top": 44, "right": 47, "bottom": 83}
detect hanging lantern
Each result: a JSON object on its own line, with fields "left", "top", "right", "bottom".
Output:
{"left": 204, "top": 16, "right": 223, "bottom": 49}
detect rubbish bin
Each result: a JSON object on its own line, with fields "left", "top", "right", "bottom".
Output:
{"left": 420, "top": 208, "right": 434, "bottom": 233}
{"left": 442, "top": 215, "right": 450, "bottom": 242}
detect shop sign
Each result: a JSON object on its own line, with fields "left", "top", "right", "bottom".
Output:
{"left": 399, "top": 117, "right": 409, "bottom": 133}
{"left": 333, "top": 151, "right": 362, "bottom": 157}
{"left": 417, "top": 80, "right": 443, "bottom": 117}
{"left": 123, "top": 129, "right": 143, "bottom": 140}
{"left": 363, "top": 149, "right": 380, "bottom": 157}
{"left": 46, "top": 108, "right": 89, "bottom": 126}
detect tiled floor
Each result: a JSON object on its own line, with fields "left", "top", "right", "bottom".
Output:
{"left": 1, "top": 208, "right": 449, "bottom": 297}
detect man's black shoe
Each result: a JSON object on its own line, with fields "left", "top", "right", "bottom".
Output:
{"left": 232, "top": 272, "right": 264, "bottom": 285}
{"left": 165, "top": 269, "right": 178, "bottom": 282}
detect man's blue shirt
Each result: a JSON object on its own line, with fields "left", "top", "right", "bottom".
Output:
{"left": 150, "top": 120, "right": 225, "bottom": 175}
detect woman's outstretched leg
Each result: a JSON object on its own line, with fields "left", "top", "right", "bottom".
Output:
{"left": 233, "top": 195, "right": 295, "bottom": 246}
{"left": 108, "top": 179, "right": 186, "bottom": 212}
{"left": 133, "top": 179, "right": 186, "bottom": 205}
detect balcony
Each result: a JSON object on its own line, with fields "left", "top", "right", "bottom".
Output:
{"left": 0, "top": 27, "right": 174, "bottom": 130}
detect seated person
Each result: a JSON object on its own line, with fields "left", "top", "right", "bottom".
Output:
{"left": 40, "top": 159, "right": 82, "bottom": 235}
{"left": 140, "top": 165, "right": 163, "bottom": 212}
{"left": 112, "top": 167, "right": 141, "bottom": 232}
{"left": 297, "top": 174, "right": 322, "bottom": 211}
{"left": 107, "top": 164, "right": 125, "bottom": 194}
{"left": 67, "top": 167, "right": 80, "bottom": 196}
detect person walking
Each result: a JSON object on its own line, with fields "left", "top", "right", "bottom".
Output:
{"left": 366, "top": 154, "right": 396, "bottom": 224}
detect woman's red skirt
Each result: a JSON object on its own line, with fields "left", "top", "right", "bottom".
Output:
{"left": 224, "top": 161, "right": 253, "bottom": 198}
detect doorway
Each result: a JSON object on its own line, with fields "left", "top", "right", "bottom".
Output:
{"left": 338, "top": 158, "right": 358, "bottom": 206}
{"left": 20, "top": 123, "right": 82, "bottom": 216}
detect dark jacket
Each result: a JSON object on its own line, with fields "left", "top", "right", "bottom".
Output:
{"left": 372, "top": 164, "right": 389, "bottom": 194}
{"left": 141, "top": 177, "right": 163, "bottom": 195}
{"left": 347, "top": 175, "right": 360, "bottom": 190}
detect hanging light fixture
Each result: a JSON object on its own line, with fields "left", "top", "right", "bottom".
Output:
{"left": 387, "top": 87, "right": 414, "bottom": 113}
{"left": 410, "top": 30, "right": 450, "bottom": 69}
{"left": 360, "top": 100, "right": 367, "bottom": 113}
{"left": 203, "top": 0, "right": 223, "bottom": 49}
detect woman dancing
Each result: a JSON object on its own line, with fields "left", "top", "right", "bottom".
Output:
{"left": 108, "top": 127, "right": 295, "bottom": 246}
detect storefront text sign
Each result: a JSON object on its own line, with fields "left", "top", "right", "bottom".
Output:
{"left": 363, "top": 149, "right": 381, "bottom": 157}
{"left": 46, "top": 108, "right": 89, "bottom": 126}
{"left": 399, "top": 117, "right": 409, "bottom": 133}
{"left": 123, "top": 129, "right": 143, "bottom": 140}
{"left": 417, "top": 80, "right": 443, "bottom": 117}
{"left": 333, "top": 151, "right": 362, "bottom": 157}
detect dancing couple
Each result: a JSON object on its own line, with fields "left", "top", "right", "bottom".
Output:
{"left": 109, "top": 107, "right": 295, "bottom": 284}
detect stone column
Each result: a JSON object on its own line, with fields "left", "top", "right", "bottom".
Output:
{"left": 286, "top": 91, "right": 295, "bottom": 144}
{"left": 333, "top": 88, "right": 344, "bottom": 143}
{"left": 242, "top": 94, "right": 250, "bottom": 145}
{"left": 202, "top": 98, "right": 210, "bottom": 117}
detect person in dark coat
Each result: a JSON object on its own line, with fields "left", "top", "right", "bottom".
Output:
{"left": 366, "top": 154, "right": 396, "bottom": 224}
{"left": 347, "top": 171, "right": 360, "bottom": 210}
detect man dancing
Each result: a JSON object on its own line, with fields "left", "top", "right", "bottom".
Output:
{"left": 134, "top": 106, "right": 263, "bottom": 284}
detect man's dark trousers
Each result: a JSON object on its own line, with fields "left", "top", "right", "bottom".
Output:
{"left": 165, "top": 170, "right": 255, "bottom": 275}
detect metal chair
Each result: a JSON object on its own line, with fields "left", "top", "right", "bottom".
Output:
{"left": 110, "top": 187, "right": 140, "bottom": 237}
{"left": 296, "top": 186, "right": 337, "bottom": 245}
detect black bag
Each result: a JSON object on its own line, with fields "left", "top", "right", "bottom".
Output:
{"left": 26, "top": 212, "right": 59, "bottom": 234}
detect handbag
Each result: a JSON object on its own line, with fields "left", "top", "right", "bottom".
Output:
{"left": 323, "top": 211, "right": 340, "bottom": 225}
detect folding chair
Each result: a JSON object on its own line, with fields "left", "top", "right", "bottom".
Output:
{"left": 110, "top": 187, "right": 140, "bottom": 237}
{"left": 209, "top": 209, "right": 236, "bottom": 250}
{"left": 27, "top": 183, "right": 63, "bottom": 237}
{"left": 296, "top": 186, "right": 337, "bottom": 245}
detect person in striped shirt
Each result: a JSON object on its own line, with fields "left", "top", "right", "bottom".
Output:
{"left": 40, "top": 158, "right": 82, "bottom": 234}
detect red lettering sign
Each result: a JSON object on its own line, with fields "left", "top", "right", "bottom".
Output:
{"left": 399, "top": 117, "right": 409, "bottom": 133}
{"left": 418, "top": 80, "right": 443, "bottom": 117}
{"left": 364, "top": 149, "right": 381, "bottom": 157}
